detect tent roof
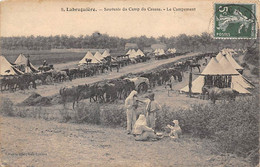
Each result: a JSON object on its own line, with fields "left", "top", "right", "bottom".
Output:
{"left": 0, "top": 56, "right": 23, "bottom": 75}
{"left": 94, "top": 51, "right": 104, "bottom": 61}
{"left": 102, "top": 50, "right": 110, "bottom": 58}
{"left": 219, "top": 56, "right": 240, "bottom": 75}
{"left": 226, "top": 54, "right": 244, "bottom": 70}
{"left": 15, "top": 54, "right": 28, "bottom": 65}
{"left": 79, "top": 51, "right": 100, "bottom": 64}
{"left": 136, "top": 49, "right": 145, "bottom": 56}
{"left": 201, "top": 57, "right": 230, "bottom": 75}
{"left": 126, "top": 49, "right": 132, "bottom": 55}
{"left": 14, "top": 54, "right": 38, "bottom": 73}
{"left": 216, "top": 52, "right": 223, "bottom": 61}
{"left": 180, "top": 75, "right": 205, "bottom": 94}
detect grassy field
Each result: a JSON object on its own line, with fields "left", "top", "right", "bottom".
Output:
{"left": 1, "top": 49, "right": 88, "bottom": 66}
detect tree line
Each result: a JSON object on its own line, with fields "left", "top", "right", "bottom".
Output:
{"left": 0, "top": 32, "right": 258, "bottom": 53}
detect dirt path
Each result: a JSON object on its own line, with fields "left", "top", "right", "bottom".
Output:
{"left": 1, "top": 53, "right": 199, "bottom": 104}
{"left": 0, "top": 116, "right": 249, "bottom": 167}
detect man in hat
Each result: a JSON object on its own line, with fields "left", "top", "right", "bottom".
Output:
{"left": 144, "top": 91, "right": 161, "bottom": 130}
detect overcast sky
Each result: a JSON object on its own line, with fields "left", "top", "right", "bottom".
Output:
{"left": 0, "top": 1, "right": 215, "bottom": 38}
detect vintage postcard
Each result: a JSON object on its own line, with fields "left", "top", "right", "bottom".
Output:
{"left": 0, "top": 0, "right": 259, "bottom": 167}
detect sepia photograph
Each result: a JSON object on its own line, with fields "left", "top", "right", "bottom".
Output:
{"left": 0, "top": 0, "right": 259, "bottom": 166}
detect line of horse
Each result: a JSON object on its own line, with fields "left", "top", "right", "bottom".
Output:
{"left": 59, "top": 64, "right": 187, "bottom": 108}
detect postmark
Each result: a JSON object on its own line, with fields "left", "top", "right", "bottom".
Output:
{"left": 214, "top": 3, "right": 257, "bottom": 39}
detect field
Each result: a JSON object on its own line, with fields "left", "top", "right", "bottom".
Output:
{"left": 0, "top": 51, "right": 258, "bottom": 167}
{"left": 1, "top": 49, "right": 91, "bottom": 67}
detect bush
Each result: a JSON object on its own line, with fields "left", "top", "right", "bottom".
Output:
{"left": 75, "top": 102, "right": 100, "bottom": 124}
{"left": 251, "top": 67, "right": 259, "bottom": 76}
{"left": 0, "top": 98, "right": 14, "bottom": 116}
{"left": 241, "top": 62, "right": 249, "bottom": 69}
{"left": 100, "top": 104, "right": 126, "bottom": 127}
{"left": 159, "top": 96, "right": 259, "bottom": 166}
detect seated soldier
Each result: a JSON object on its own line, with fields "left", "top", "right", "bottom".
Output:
{"left": 132, "top": 114, "right": 161, "bottom": 141}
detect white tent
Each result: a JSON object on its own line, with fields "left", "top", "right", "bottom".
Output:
{"left": 94, "top": 51, "right": 105, "bottom": 62}
{"left": 180, "top": 57, "right": 251, "bottom": 94}
{"left": 79, "top": 51, "right": 100, "bottom": 64}
{"left": 158, "top": 49, "right": 165, "bottom": 55}
{"left": 0, "top": 56, "right": 23, "bottom": 76}
{"left": 226, "top": 54, "right": 244, "bottom": 71}
{"left": 126, "top": 49, "right": 132, "bottom": 55}
{"left": 136, "top": 49, "right": 145, "bottom": 57}
{"left": 180, "top": 57, "right": 228, "bottom": 93}
{"left": 14, "top": 54, "right": 38, "bottom": 73}
{"left": 129, "top": 49, "right": 138, "bottom": 58}
{"left": 102, "top": 50, "right": 110, "bottom": 58}
{"left": 219, "top": 56, "right": 253, "bottom": 89}
{"left": 216, "top": 51, "right": 224, "bottom": 61}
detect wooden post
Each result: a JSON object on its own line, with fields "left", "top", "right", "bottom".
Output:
{"left": 188, "top": 66, "right": 192, "bottom": 97}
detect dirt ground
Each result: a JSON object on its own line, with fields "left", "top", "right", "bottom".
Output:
{"left": 0, "top": 116, "right": 251, "bottom": 167}
{"left": 0, "top": 53, "right": 255, "bottom": 167}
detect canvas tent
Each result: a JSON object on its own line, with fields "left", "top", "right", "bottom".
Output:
{"left": 136, "top": 49, "right": 145, "bottom": 57}
{"left": 129, "top": 49, "right": 138, "bottom": 59}
{"left": 94, "top": 51, "right": 105, "bottom": 62}
{"left": 102, "top": 50, "right": 110, "bottom": 58}
{"left": 14, "top": 54, "right": 38, "bottom": 73}
{"left": 0, "top": 56, "right": 24, "bottom": 76}
{"left": 218, "top": 56, "right": 253, "bottom": 89}
{"left": 180, "top": 56, "right": 251, "bottom": 94}
{"left": 226, "top": 54, "right": 244, "bottom": 71}
{"left": 126, "top": 49, "right": 132, "bottom": 55}
{"left": 79, "top": 51, "right": 101, "bottom": 64}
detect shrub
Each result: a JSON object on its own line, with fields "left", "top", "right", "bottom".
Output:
{"left": 75, "top": 102, "right": 100, "bottom": 124}
{"left": 251, "top": 67, "right": 259, "bottom": 76}
{"left": 59, "top": 108, "right": 72, "bottom": 123}
{"left": 241, "top": 62, "right": 249, "bottom": 69}
{"left": 100, "top": 104, "right": 126, "bottom": 127}
{"left": 0, "top": 98, "right": 14, "bottom": 116}
{"left": 162, "top": 96, "right": 259, "bottom": 166}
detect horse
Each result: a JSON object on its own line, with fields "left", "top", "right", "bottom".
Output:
{"left": 60, "top": 84, "right": 89, "bottom": 109}
{"left": 38, "top": 65, "right": 54, "bottom": 72}
{"left": 201, "top": 86, "right": 239, "bottom": 104}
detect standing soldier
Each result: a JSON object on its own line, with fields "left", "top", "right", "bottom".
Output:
{"left": 144, "top": 92, "right": 162, "bottom": 131}
{"left": 125, "top": 90, "right": 138, "bottom": 134}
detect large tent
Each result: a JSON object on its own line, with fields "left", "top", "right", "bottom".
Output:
{"left": 93, "top": 51, "right": 105, "bottom": 62}
{"left": 102, "top": 50, "right": 110, "bottom": 58}
{"left": 14, "top": 54, "right": 38, "bottom": 73}
{"left": 216, "top": 49, "right": 244, "bottom": 72}
{"left": 218, "top": 56, "right": 253, "bottom": 89}
{"left": 0, "top": 56, "right": 24, "bottom": 76}
{"left": 180, "top": 57, "right": 229, "bottom": 93}
{"left": 126, "top": 49, "right": 132, "bottom": 55}
{"left": 129, "top": 49, "right": 138, "bottom": 59}
{"left": 136, "top": 49, "right": 145, "bottom": 57}
{"left": 79, "top": 51, "right": 101, "bottom": 64}
{"left": 180, "top": 56, "right": 251, "bottom": 94}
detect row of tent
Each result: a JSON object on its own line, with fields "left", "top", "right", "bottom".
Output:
{"left": 0, "top": 54, "right": 38, "bottom": 76}
{"left": 79, "top": 50, "right": 110, "bottom": 64}
{"left": 180, "top": 49, "right": 253, "bottom": 94}
{"left": 126, "top": 49, "right": 145, "bottom": 59}
{"left": 154, "top": 49, "right": 165, "bottom": 56}
{"left": 154, "top": 48, "right": 176, "bottom": 56}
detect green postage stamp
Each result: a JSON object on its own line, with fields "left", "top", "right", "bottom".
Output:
{"left": 214, "top": 3, "right": 257, "bottom": 39}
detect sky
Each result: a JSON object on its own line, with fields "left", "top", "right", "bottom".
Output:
{"left": 0, "top": 0, "right": 215, "bottom": 38}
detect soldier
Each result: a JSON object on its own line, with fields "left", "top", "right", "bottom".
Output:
{"left": 144, "top": 92, "right": 162, "bottom": 131}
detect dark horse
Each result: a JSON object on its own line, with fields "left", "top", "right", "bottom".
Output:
{"left": 201, "top": 85, "right": 239, "bottom": 104}
{"left": 38, "top": 65, "right": 54, "bottom": 72}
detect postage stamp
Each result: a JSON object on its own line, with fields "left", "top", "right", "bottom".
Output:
{"left": 214, "top": 3, "right": 257, "bottom": 39}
